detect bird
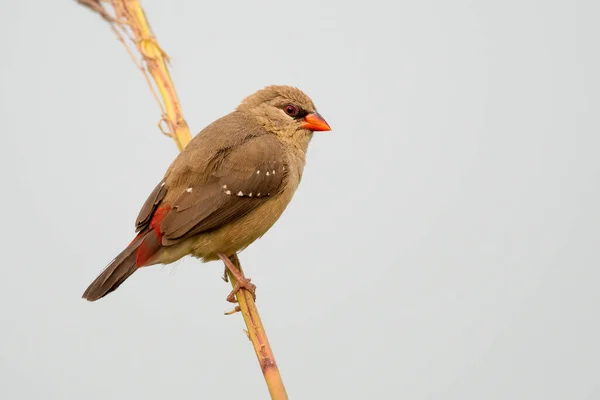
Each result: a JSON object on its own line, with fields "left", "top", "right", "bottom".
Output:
{"left": 82, "top": 85, "right": 331, "bottom": 302}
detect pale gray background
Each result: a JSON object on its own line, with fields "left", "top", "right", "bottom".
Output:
{"left": 0, "top": 0, "right": 598, "bottom": 399}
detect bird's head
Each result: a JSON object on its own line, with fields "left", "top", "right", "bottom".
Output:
{"left": 236, "top": 85, "right": 331, "bottom": 139}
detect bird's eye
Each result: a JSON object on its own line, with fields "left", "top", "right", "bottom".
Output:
{"left": 284, "top": 105, "right": 299, "bottom": 117}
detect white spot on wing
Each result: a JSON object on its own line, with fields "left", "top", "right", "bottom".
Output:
{"left": 186, "top": 187, "right": 193, "bottom": 193}
{"left": 249, "top": 193, "right": 253, "bottom": 197}
{"left": 256, "top": 170, "right": 260, "bottom": 174}
{"left": 266, "top": 171, "right": 270, "bottom": 176}
{"left": 237, "top": 191, "right": 244, "bottom": 196}
{"left": 225, "top": 190, "right": 231, "bottom": 195}
{"left": 222, "top": 185, "right": 227, "bottom": 189}
{"left": 272, "top": 170, "right": 276, "bottom": 174}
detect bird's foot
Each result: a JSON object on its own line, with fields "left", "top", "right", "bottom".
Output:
{"left": 218, "top": 253, "right": 257, "bottom": 303}
{"left": 221, "top": 266, "right": 229, "bottom": 282}
{"left": 224, "top": 305, "right": 241, "bottom": 315}
{"left": 226, "top": 277, "right": 257, "bottom": 303}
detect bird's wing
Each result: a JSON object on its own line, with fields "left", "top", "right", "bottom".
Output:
{"left": 135, "top": 135, "right": 289, "bottom": 246}
{"left": 135, "top": 178, "right": 167, "bottom": 233}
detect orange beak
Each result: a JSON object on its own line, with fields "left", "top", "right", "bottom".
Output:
{"left": 301, "top": 112, "right": 331, "bottom": 132}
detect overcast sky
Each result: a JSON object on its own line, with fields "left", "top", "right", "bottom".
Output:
{"left": 1, "top": 1, "right": 598, "bottom": 399}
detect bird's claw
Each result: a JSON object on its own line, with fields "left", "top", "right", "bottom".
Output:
{"left": 217, "top": 253, "right": 257, "bottom": 303}
{"left": 221, "top": 266, "right": 229, "bottom": 282}
{"left": 226, "top": 277, "right": 257, "bottom": 303}
{"left": 224, "top": 305, "right": 241, "bottom": 315}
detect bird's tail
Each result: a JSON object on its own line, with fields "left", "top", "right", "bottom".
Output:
{"left": 82, "top": 230, "right": 160, "bottom": 301}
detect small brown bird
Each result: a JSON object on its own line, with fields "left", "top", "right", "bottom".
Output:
{"left": 82, "top": 85, "right": 331, "bottom": 302}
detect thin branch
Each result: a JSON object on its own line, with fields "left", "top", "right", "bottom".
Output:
{"left": 78, "top": 0, "right": 190, "bottom": 149}
{"left": 77, "top": 1, "right": 288, "bottom": 398}
{"left": 226, "top": 254, "right": 287, "bottom": 399}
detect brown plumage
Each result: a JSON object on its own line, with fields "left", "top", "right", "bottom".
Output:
{"left": 82, "top": 85, "right": 331, "bottom": 301}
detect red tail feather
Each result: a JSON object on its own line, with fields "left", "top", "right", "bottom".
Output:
{"left": 135, "top": 205, "right": 170, "bottom": 267}
{"left": 82, "top": 205, "right": 171, "bottom": 301}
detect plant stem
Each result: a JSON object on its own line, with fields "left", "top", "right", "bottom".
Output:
{"left": 227, "top": 254, "right": 288, "bottom": 399}
{"left": 77, "top": 1, "right": 288, "bottom": 398}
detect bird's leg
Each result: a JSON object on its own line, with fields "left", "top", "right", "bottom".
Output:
{"left": 217, "top": 253, "right": 257, "bottom": 303}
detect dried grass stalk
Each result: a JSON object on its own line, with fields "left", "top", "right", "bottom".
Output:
{"left": 77, "top": 1, "right": 288, "bottom": 398}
